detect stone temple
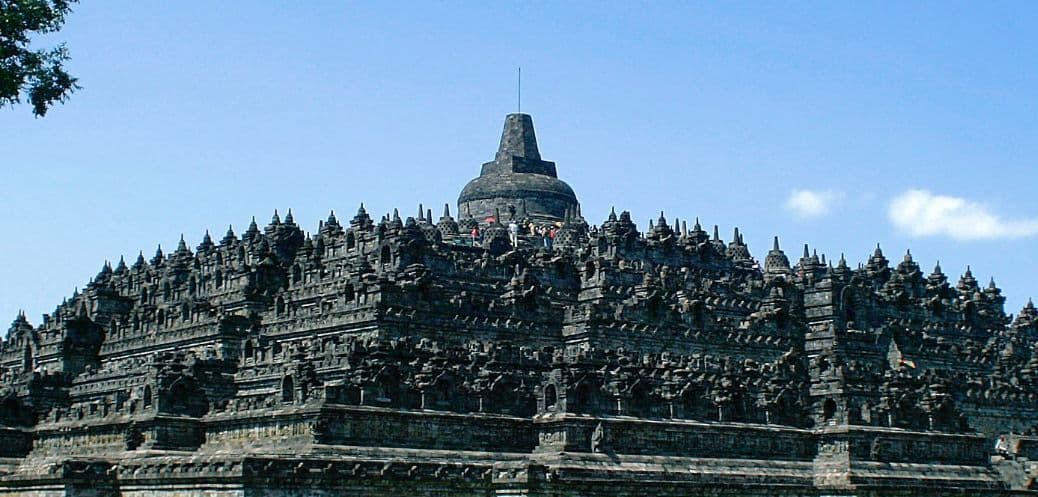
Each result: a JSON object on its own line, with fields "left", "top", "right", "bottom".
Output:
{"left": 2, "top": 114, "right": 1038, "bottom": 496}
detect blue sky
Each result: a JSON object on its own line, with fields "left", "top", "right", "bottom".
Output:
{"left": 3, "top": 2, "right": 1037, "bottom": 326}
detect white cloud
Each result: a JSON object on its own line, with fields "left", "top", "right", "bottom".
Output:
{"left": 888, "top": 189, "right": 1038, "bottom": 241}
{"left": 785, "top": 190, "right": 843, "bottom": 219}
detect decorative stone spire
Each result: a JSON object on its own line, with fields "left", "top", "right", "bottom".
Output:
{"left": 958, "top": 266, "right": 979, "bottom": 292}
{"left": 727, "top": 227, "right": 750, "bottom": 261}
{"left": 7, "top": 311, "right": 32, "bottom": 340}
{"left": 896, "top": 249, "right": 920, "bottom": 278}
{"left": 176, "top": 234, "right": 189, "bottom": 254}
{"left": 685, "top": 217, "right": 707, "bottom": 244}
{"left": 114, "top": 256, "right": 127, "bottom": 274}
{"left": 244, "top": 217, "right": 260, "bottom": 242}
{"left": 352, "top": 203, "right": 372, "bottom": 231}
{"left": 95, "top": 261, "right": 113, "bottom": 282}
{"left": 867, "top": 243, "right": 889, "bottom": 273}
{"left": 222, "top": 225, "right": 237, "bottom": 245}
{"left": 1016, "top": 298, "right": 1038, "bottom": 329}
{"left": 436, "top": 202, "right": 459, "bottom": 237}
{"left": 265, "top": 210, "right": 282, "bottom": 235}
{"left": 764, "top": 236, "right": 791, "bottom": 278}
{"left": 495, "top": 113, "right": 541, "bottom": 162}
{"left": 172, "top": 235, "right": 193, "bottom": 264}
{"left": 151, "top": 245, "right": 164, "bottom": 265}
{"left": 198, "top": 230, "right": 215, "bottom": 253}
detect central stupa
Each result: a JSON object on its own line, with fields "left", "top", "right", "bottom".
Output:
{"left": 458, "top": 113, "right": 580, "bottom": 222}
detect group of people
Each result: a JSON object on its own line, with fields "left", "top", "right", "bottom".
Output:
{"left": 468, "top": 220, "right": 560, "bottom": 249}
{"left": 534, "top": 223, "right": 558, "bottom": 249}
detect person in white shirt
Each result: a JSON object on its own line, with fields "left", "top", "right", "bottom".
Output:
{"left": 508, "top": 221, "right": 519, "bottom": 247}
{"left": 995, "top": 435, "right": 1011, "bottom": 458}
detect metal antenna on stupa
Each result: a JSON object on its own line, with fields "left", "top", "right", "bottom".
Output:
{"left": 517, "top": 66, "right": 521, "bottom": 113}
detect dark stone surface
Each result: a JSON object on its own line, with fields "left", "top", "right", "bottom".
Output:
{"left": 0, "top": 113, "right": 1036, "bottom": 495}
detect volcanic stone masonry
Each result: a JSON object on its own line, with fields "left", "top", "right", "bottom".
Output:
{"left": 2, "top": 113, "right": 1038, "bottom": 496}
